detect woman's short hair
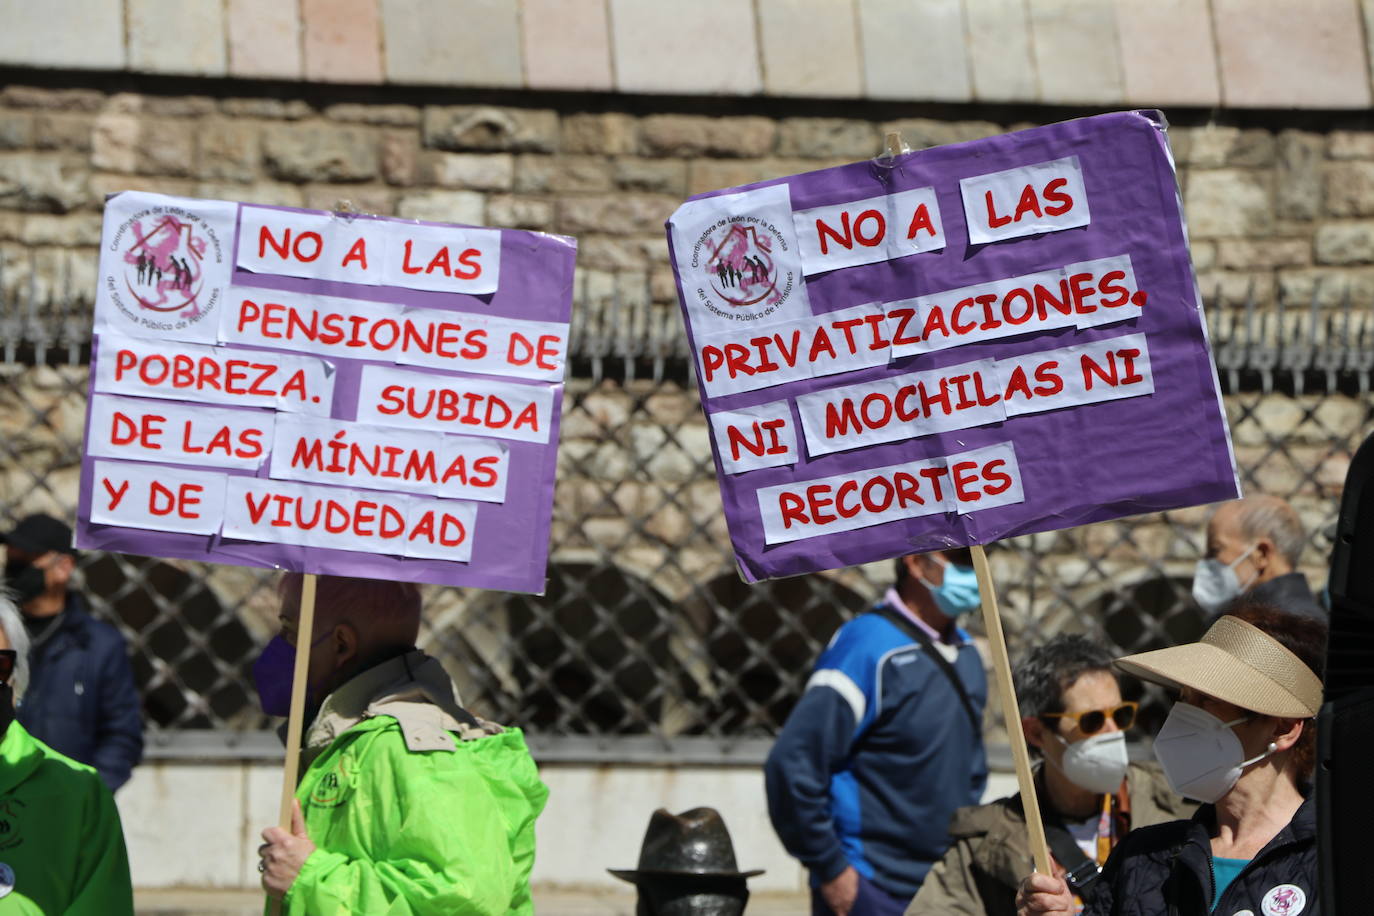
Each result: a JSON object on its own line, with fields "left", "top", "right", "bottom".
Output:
{"left": 0, "top": 593, "right": 31, "bottom": 700}
{"left": 1014, "top": 634, "right": 1117, "bottom": 719}
{"left": 1224, "top": 602, "right": 1327, "bottom": 781}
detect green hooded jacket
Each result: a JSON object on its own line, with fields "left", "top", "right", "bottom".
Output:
{"left": 276, "top": 651, "right": 548, "bottom": 916}
{"left": 0, "top": 720, "right": 133, "bottom": 915}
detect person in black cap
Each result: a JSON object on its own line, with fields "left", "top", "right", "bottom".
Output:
{"left": 3, "top": 513, "right": 143, "bottom": 791}
{"left": 610, "top": 807, "right": 764, "bottom": 915}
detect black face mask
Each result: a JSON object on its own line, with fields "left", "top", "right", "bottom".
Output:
{"left": 3, "top": 561, "right": 45, "bottom": 606}
{"left": 0, "top": 684, "right": 13, "bottom": 739}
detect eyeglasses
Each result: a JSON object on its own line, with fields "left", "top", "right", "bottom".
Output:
{"left": 1040, "top": 701, "right": 1138, "bottom": 735}
{"left": 0, "top": 650, "right": 14, "bottom": 686}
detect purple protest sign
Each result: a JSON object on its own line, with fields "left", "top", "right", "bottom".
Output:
{"left": 666, "top": 111, "right": 1239, "bottom": 583}
{"left": 77, "top": 191, "right": 575, "bottom": 594}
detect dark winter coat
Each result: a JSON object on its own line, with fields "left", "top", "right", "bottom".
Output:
{"left": 18, "top": 592, "right": 144, "bottom": 791}
{"left": 1084, "top": 796, "right": 1318, "bottom": 916}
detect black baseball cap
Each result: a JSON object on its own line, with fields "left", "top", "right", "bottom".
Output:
{"left": 0, "top": 514, "right": 76, "bottom": 556}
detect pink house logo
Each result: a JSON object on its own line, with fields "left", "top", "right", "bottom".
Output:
{"left": 119, "top": 214, "right": 210, "bottom": 315}
{"left": 102, "top": 199, "right": 227, "bottom": 338}
{"left": 691, "top": 214, "right": 796, "bottom": 324}
{"left": 1261, "top": 884, "right": 1307, "bottom": 916}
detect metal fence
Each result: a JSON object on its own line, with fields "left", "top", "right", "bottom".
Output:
{"left": 0, "top": 272, "right": 1369, "bottom": 762}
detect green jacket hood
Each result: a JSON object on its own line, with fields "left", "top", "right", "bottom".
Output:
{"left": 0, "top": 722, "right": 133, "bottom": 915}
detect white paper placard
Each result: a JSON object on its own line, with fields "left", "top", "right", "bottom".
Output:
{"left": 795, "top": 186, "right": 945, "bottom": 275}
{"left": 236, "top": 206, "right": 392, "bottom": 286}
{"left": 270, "top": 415, "right": 511, "bottom": 503}
{"left": 709, "top": 400, "right": 799, "bottom": 474}
{"left": 796, "top": 358, "right": 1005, "bottom": 457}
{"left": 238, "top": 206, "right": 501, "bottom": 296}
{"left": 380, "top": 221, "right": 501, "bottom": 295}
{"left": 94, "top": 192, "right": 238, "bottom": 345}
{"left": 354, "top": 364, "right": 555, "bottom": 444}
{"left": 947, "top": 442, "right": 1025, "bottom": 515}
{"left": 755, "top": 441, "right": 1024, "bottom": 544}
{"left": 89, "top": 460, "right": 228, "bottom": 535}
{"left": 695, "top": 303, "right": 897, "bottom": 399}
{"left": 995, "top": 332, "right": 1154, "bottom": 417}
{"left": 888, "top": 254, "right": 1144, "bottom": 358}
{"left": 94, "top": 332, "right": 336, "bottom": 415}
{"left": 669, "top": 184, "right": 812, "bottom": 336}
{"left": 960, "top": 156, "right": 1091, "bottom": 245}
{"left": 222, "top": 476, "right": 478, "bottom": 562}
{"left": 219, "top": 288, "right": 568, "bottom": 382}
{"left": 437, "top": 435, "right": 511, "bottom": 504}
{"left": 88, "top": 394, "right": 274, "bottom": 471}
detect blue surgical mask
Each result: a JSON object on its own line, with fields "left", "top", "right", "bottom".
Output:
{"left": 919, "top": 558, "right": 981, "bottom": 618}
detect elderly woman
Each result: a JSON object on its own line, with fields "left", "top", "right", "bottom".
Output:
{"left": 1017, "top": 604, "right": 1325, "bottom": 916}
{"left": 0, "top": 592, "right": 133, "bottom": 913}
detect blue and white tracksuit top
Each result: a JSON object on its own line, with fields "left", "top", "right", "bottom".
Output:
{"left": 764, "top": 603, "right": 988, "bottom": 901}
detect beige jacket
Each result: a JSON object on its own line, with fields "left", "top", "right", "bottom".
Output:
{"left": 298, "top": 649, "right": 501, "bottom": 771}
{"left": 905, "top": 762, "right": 1195, "bottom": 916}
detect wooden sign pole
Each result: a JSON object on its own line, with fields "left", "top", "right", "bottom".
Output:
{"left": 970, "top": 544, "right": 1053, "bottom": 876}
{"left": 269, "top": 573, "right": 318, "bottom": 914}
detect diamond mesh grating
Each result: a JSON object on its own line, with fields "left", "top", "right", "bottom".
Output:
{"left": 1, "top": 272, "right": 1368, "bottom": 757}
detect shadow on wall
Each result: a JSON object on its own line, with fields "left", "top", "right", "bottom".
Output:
{"left": 82, "top": 555, "right": 257, "bottom": 729}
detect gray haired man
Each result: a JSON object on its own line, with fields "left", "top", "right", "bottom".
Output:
{"left": 1193, "top": 495, "right": 1324, "bottom": 620}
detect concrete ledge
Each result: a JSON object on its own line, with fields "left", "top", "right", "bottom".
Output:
{"left": 3, "top": 0, "right": 1371, "bottom": 108}
{"left": 118, "top": 754, "right": 1020, "bottom": 891}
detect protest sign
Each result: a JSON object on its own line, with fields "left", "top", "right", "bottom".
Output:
{"left": 667, "top": 111, "right": 1239, "bottom": 582}
{"left": 77, "top": 192, "right": 575, "bottom": 594}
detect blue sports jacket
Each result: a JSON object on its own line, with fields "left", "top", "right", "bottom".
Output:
{"left": 764, "top": 605, "right": 988, "bottom": 901}
{"left": 17, "top": 592, "right": 144, "bottom": 791}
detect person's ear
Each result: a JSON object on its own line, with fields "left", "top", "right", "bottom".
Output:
{"left": 332, "top": 622, "right": 360, "bottom": 667}
{"left": 1252, "top": 537, "right": 1277, "bottom": 576}
{"left": 908, "top": 553, "right": 942, "bottom": 584}
{"left": 1023, "top": 715, "right": 1048, "bottom": 752}
{"left": 1270, "top": 716, "right": 1303, "bottom": 754}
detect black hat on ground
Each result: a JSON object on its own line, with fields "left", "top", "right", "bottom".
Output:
{"left": 609, "top": 807, "right": 764, "bottom": 882}
{"left": 1, "top": 514, "right": 76, "bottom": 556}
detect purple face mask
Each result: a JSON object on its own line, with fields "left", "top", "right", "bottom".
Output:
{"left": 253, "top": 632, "right": 329, "bottom": 717}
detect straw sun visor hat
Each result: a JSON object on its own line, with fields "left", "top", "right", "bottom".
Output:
{"left": 1114, "top": 615, "right": 1322, "bottom": 719}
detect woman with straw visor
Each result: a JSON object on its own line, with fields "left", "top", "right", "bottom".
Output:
{"left": 1017, "top": 605, "right": 1325, "bottom": 916}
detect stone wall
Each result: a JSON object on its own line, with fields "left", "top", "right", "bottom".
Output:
{"left": 0, "top": 77, "right": 1370, "bottom": 738}
{"left": 3, "top": 82, "right": 1374, "bottom": 342}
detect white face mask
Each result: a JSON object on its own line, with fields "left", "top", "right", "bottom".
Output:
{"left": 1050, "top": 730, "right": 1130, "bottom": 794}
{"left": 1152, "top": 702, "right": 1276, "bottom": 803}
{"left": 1191, "top": 543, "right": 1258, "bottom": 614}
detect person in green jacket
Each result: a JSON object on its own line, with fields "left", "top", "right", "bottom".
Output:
{"left": 255, "top": 573, "right": 548, "bottom": 915}
{"left": 0, "top": 594, "right": 134, "bottom": 914}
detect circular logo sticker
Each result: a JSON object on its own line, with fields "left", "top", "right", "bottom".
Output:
{"left": 1261, "top": 884, "right": 1306, "bottom": 916}
{"left": 103, "top": 201, "right": 228, "bottom": 338}
{"left": 689, "top": 215, "right": 796, "bottom": 324}
{"left": 0, "top": 862, "right": 15, "bottom": 898}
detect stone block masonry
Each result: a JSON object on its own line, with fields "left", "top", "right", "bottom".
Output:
{"left": 1, "top": 83, "right": 1372, "bottom": 325}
